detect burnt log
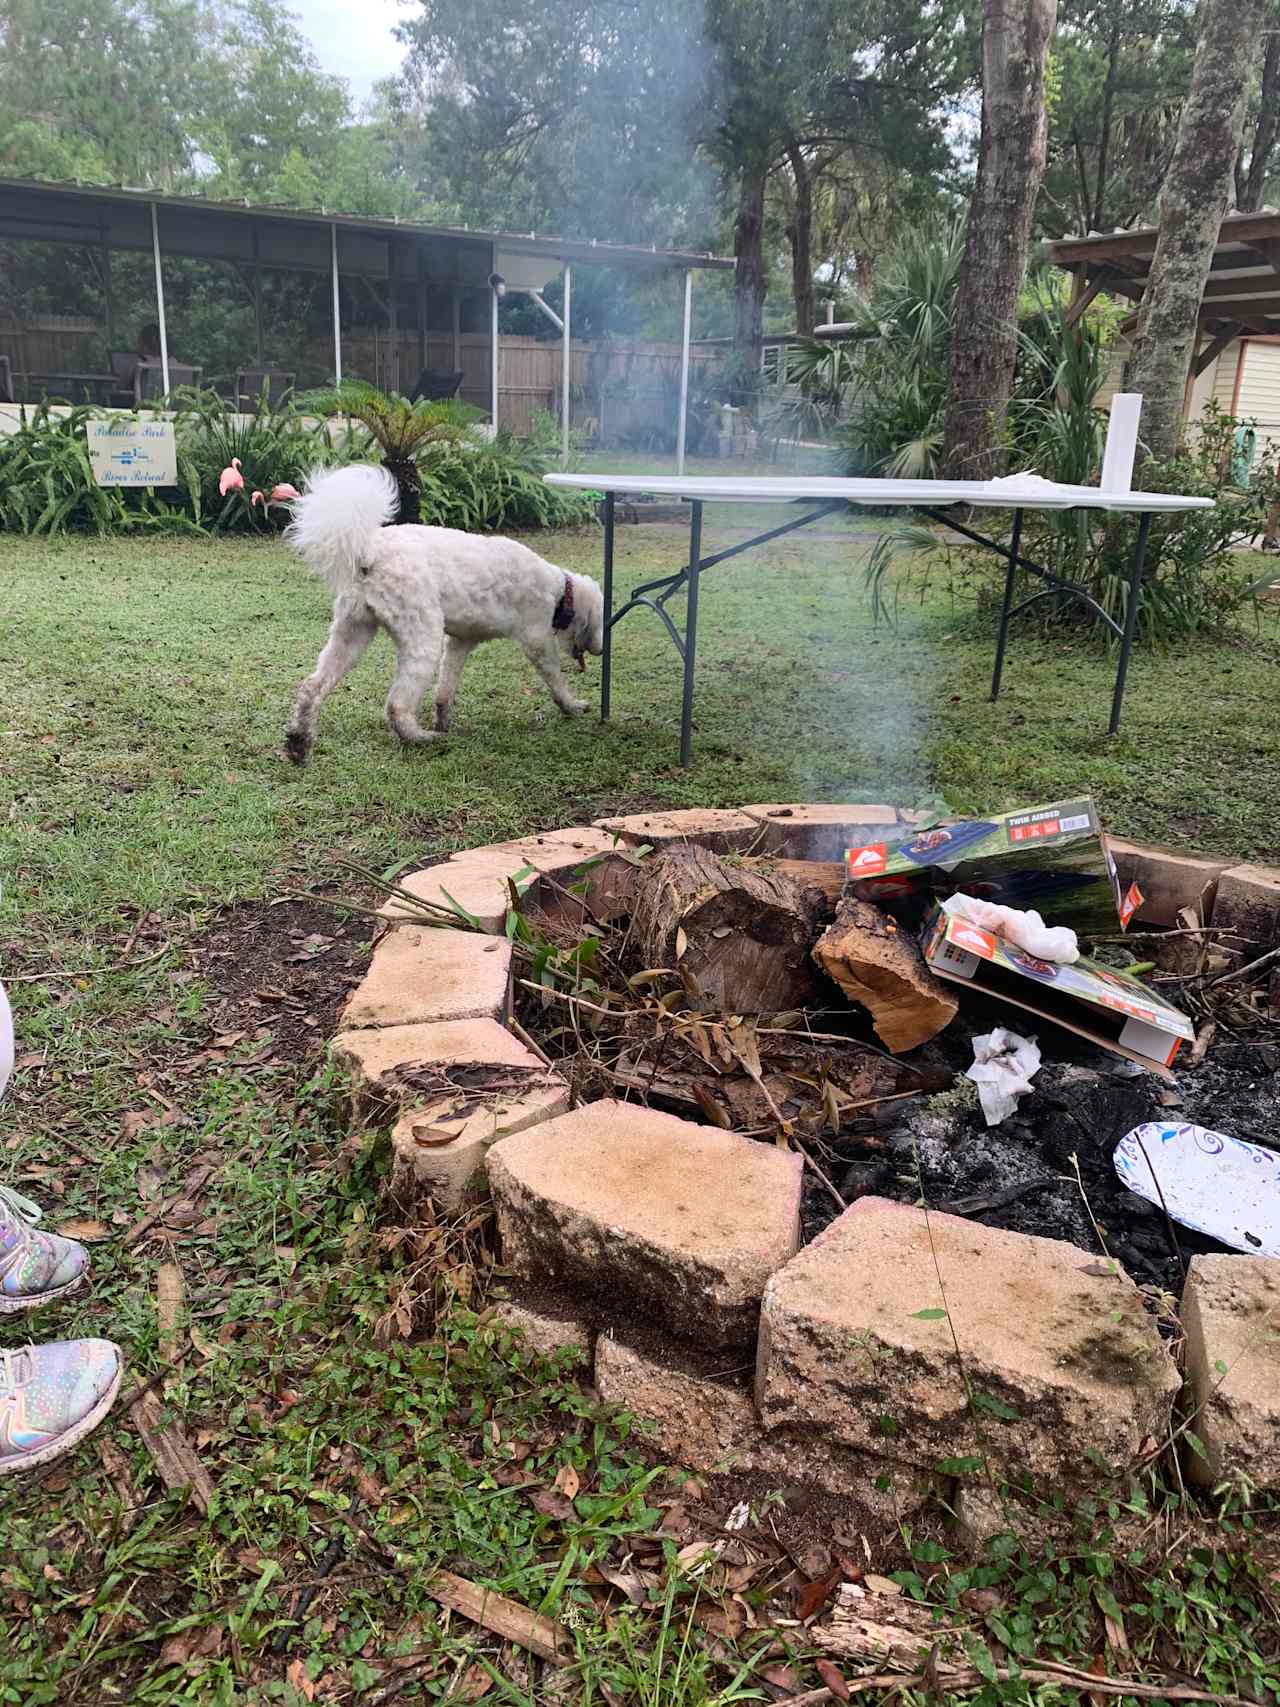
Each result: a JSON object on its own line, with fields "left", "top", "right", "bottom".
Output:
{"left": 812, "top": 895, "right": 958, "bottom": 1053}
{"left": 633, "top": 844, "right": 826, "bottom": 1013}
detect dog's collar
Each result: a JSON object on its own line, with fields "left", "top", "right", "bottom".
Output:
{"left": 552, "top": 575, "right": 575, "bottom": 631}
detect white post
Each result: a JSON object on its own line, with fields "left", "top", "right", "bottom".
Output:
{"left": 490, "top": 282, "right": 500, "bottom": 429}
{"left": 825, "top": 299, "right": 835, "bottom": 326}
{"left": 330, "top": 224, "right": 343, "bottom": 384}
{"left": 1101, "top": 392, "right": 1142, "bottom": 493}
{"left": 676, "top": 269, "right": 693, "bottom": 476}
{"left": 149, "top": 202, "right": 170, "bottom": 397}
{"left": 561, "top": 264, "right": 572, "bottom": 468}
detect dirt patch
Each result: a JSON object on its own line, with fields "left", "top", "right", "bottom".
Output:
{"left": 192, "top": 894, "right": 371, "bottom": 1066}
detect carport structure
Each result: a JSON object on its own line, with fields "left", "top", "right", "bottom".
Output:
{"left": 0, "top": 176, "right": 733, "bottom": 467}
{"left": 1048, "top": 207, "right": 1280, "bottom": 390}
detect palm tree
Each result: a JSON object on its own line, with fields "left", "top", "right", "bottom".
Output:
{"left": 302, "top": 382, "right": 478, "bottom": 522}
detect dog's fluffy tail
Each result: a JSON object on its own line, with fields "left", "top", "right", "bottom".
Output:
{"left": 285, "top": 463, "right": 400, "bottom": 594}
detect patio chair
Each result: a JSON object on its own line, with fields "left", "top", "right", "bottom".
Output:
{"left": 408, "top": 368, "right": 464, "bottom": 403}
{"left": 234, "top": 367, "right": 295, "bottom": 410}
{"left": 135, "top": 361, "right": 202, "bottom": 402}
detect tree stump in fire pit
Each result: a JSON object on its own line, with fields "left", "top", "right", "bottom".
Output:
{"left": 633, "top": 845, "right": 827, "bottom": 1013}
{"left": 813, "top": 895, "right": 958, "bottom": 1052}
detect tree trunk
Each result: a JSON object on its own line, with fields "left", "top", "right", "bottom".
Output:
{"left": 1235, "top": 26, "right": 1280, "bottom": 212}
{"left": 1130, "top": 0, "right": 1271, "bottom": 462}
{"left": 734, "top": 161, "right": 769, "bottom": 371}
{"left": 1092, "top": 18, "right": 1122, "bottom": 233}
{"left": 633, "top": 844, "right": 825, "bottom": 1014}
{"left": 785, "top": 137, "right": 816, "bottom": 337}
{"left": 940, "top": 0, "right": 1058, "bottom": 482}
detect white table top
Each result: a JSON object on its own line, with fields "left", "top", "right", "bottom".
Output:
{"left": 545, "top": 472, "right": 1214, "bottom": 513}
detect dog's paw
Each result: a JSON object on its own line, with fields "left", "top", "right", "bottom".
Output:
{"left": 560, "top": 698, "right": 589, "bottom": 717}
{"left": 284, "top": 730, "right": 311, "bottom": 766}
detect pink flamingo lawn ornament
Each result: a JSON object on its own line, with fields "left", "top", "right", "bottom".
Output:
{"left": 218, "top": 458, "right": 244, "bottom": 496}
{"left": 250, "top": 482, "right": 300, "bottom": 510}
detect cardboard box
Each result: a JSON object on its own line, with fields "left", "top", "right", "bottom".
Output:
{"left": 922, "top": 905, "right": 1195, "bottom": 1077}
{"left": 848, "top": 796, "right": 1126, "bottom": 936}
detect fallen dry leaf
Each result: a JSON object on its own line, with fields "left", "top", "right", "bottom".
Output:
{"left": 760, "top": 1664, "right": 801, "bottom": 1691}
{"left": 286, "top": 1657, "right": 317, "bottom": 1700}
{"left": 161, "top": 1623, "right": 224, "bottom": 1666}
{"left": 815, "top": 1657, "right": 851, "bottom": 1700}
{"left": 795, "top": 1566, "right": 843, "bottom": 1622}
{"left": 862, "top": 1573, "right": 902, "bottom": 1597}
{"left": 529, "top": 1488, "right": 576, "bottom": 1522}
{"left": 55, "top": 1218, "right": 111, "bottom": 1242}
{"left": 457, "top": 1664, "right": 493, "bottom": 1700}
{"left": 674, "top": 1539, "right": 723, "bottom": 1575}
{"left": 595, "top": 1563, "right": 652, "bottom": 1606}
{"left": 352, "top": 1464, "right": 384, "bottom": 1506}
{"left": 553, "top": 1463, "right": 580, "bottom": 1500}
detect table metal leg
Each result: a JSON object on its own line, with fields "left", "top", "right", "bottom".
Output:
{"left": 1109, "top": 510, "right": 1152, "bottom": 736}
{"left": 679, "top": 500, "right": 703, "bottom": 768}
{"left": 600, "top": 491, "right": 615, "bottom": 722}
{"left": 989, "top": 507, "right": 1023, "bottom": 702}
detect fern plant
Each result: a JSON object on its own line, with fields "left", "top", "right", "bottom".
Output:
{"left": 299, "top": 382, "right": 481, "bottom": 522}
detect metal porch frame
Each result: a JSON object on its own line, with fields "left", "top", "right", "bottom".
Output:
{"left": 596, "top": 494, "right": 1156, "bottom": 767}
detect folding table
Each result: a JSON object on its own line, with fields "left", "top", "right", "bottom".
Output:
{"left": 546, "top": 401, "right": 1212, "bottom": 767}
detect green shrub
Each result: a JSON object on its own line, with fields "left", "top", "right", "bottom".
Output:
{"left": 0, "top": 404, "right": 200, "bottom": 537}
{"left": 0, "top": 392, "right": 595, "bottom": 538}
{"left": 173, "top": 388, "right": 357, "bottom": 532}
{"left": 296, "top": 381, "right": 480, "bottom": 522}
{"left": 867, "top": 402, "right": 1279, "bottom": 643}
{"left": 418, "top": 422, "right": 598, "bottom": 531}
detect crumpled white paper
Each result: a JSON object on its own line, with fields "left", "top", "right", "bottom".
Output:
{"left": 966, "top": 1027, "right": 1042, "bottom": 1126}
{"left": 942, "top": 892, "right": 1079, "bottom": 964}
{"left": 982, "top": 471, "right": 1066, "bottom": 496}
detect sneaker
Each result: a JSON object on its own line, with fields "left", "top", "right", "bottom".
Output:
{"left": 0, "top": 1339, "right": 123, "bottom": 1474}
{"left": 0, "top": 1186, "right": 91, "bottom": 1314}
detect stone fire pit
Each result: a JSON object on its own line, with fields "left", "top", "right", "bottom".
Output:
{"left": 330, "top": 805, "right": 1280, "bottom": 1546}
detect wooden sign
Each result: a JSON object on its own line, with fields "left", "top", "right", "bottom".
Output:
{"left": 87, "top": 418, "right": 177, "bottom": 487}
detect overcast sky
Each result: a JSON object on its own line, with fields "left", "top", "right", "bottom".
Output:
{"left": 291, "top": 0, "right": 409, "bottom": 108}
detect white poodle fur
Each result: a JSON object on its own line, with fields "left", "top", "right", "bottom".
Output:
{"left": 283, "top": 464, "right": 604, "bottom": 763}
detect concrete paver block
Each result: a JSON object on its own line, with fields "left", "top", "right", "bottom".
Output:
{"left": 1181, "top": 1255, "right": 1280, "bottom": 1489}
{"left": 756, "top": 1198, "right": 1180, "bottom": 1488}
{"left": 596, "top": 1335, "right": 939, "bottom": 1520}
{"left": 487, "top": 1100, "right": 802, "bottom": 1349}
{"left": 339, "top": 926, "right": 511, "bottom": 1031}
{"left": 382, "top": 828, "right": 619, "bottom": 930}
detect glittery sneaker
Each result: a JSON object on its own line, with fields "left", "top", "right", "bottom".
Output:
{"left": 0, "top": 1339, "right": 122, "bottom": 1474}
{"left": 0, "top": 1186, "right": 90, "bottom": 1314}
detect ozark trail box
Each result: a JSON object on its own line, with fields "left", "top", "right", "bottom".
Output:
{"left": 922, "top": 905, "right": 1194, "bottom": 1076}
{"left": 847, "top": 797, "right": 1131, "bottom": 935}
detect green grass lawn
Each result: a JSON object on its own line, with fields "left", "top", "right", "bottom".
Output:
{"left": 1, "top": 521, "right": 1279, "bottom": 1705}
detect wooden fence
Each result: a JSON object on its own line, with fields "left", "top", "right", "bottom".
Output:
{"left": 350, "top": 332, "right": 724, "bottom": 441}
{"left": 1, "top": 315, "right": 725, "bottom": 444}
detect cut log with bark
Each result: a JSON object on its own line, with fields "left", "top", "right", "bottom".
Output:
{"left": 742, "top": 856, "right": 845, "bottom": 913}
{"left": 633, "top": 844, "right": 827, "bottom": 1013}
{"left": 812, "top": 896, "right": 959, "bottom": 1052}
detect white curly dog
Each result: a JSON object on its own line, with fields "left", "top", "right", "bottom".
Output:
{"left": 283, "top": 464, "right": 605, "bottom": 764}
